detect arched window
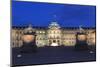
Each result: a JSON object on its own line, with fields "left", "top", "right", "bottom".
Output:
{"left": 57, "top": 36, "right": 59, "bottom": 39}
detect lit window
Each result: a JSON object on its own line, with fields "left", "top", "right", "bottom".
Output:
{"left": 52, "top": 31, "right": 54, "bottom": 33}
{"left": 43, "top": 31, "right": 45, "bottom": 33}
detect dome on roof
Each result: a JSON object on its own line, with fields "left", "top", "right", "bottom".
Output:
{"left": 48, "top": 21, "right": 60, "bottom": 29}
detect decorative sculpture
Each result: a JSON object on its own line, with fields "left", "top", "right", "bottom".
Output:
{"left": 75, "top": 25, "right": 88, "bottom": 50}
{"left": 20, "top": 24, "right": 37, "bottom": 53}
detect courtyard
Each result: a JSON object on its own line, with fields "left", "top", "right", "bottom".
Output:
{"left": 12, "top": 46, "right": 96, "bottom": 66}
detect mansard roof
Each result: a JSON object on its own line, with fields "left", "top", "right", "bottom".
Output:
{"left": 61, "top": 27, "right": 95, "bottom": 30}
{"left": 12, "top": 25, "right": 47, "bottom": 30}
{"left": 12, "top": 25, "right": 95, "bottom": 30}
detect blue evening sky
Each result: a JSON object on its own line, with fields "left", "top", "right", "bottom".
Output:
{"left": 12, "top": 1, "right": 96, "bottom": 27}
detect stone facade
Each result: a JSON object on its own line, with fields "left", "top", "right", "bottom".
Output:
{"left": 11, "top": 21, "right": 96, "bottom": 47}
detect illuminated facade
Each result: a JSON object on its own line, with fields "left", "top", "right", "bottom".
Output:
{"left": 11, "top": 21, "right": 96, "bottom": 47}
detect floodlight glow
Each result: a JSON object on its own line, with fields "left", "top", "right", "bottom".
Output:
{"left": 51, "top": 43, "right": 58, "bottom": 46}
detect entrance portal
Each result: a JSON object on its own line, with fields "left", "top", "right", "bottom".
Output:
{"left": 51, "top": 40, "right": 58, "bottom": 46}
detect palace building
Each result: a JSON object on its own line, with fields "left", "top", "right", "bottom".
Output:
{"left": 11, "top": 21, "right": 96, "bottom": 47}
